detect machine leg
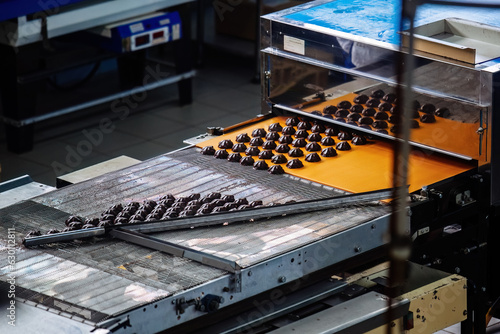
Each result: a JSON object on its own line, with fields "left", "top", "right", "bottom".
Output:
{"left": 0, "top": 43, "right": 43, "bottom": 153}
{"left": 116, "top": 49, "right": 147, "bottom": 90}
{"left": 174, "top": 3, "right": 193, "bottom": 106}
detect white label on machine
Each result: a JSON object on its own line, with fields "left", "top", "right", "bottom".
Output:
{"left": 172, "top": 24, "right": 181, "bottom": 40}
{"left": 129, "top": 23, "right": 144, "bottom": 34}
{"left": 284, "top": 35, "right": 305, "bottom": 55}
{"left": 160, "top": 18, "right": 171, "bottom": 26}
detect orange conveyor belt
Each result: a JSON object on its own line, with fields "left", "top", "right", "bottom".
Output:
{"left": 197, "top": 116, "right": 474, "bottom": 194}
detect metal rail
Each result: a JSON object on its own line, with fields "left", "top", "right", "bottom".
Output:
{"left": 23, "top": 188, "right": 393, "bottom": 247}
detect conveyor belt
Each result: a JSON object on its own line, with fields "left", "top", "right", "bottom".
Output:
{"left": 198, "top": 116, "right": 475, "bottom": 194}
{"left": 1, "top": 148, "right": 389, "bottom": 325}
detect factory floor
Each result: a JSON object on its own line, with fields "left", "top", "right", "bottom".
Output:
{"left": 0, "top": 42, "right": 499, "bottom": 334}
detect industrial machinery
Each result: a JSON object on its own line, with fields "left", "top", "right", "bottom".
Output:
{"left": 1, "top": 0, "right": 500, "bottom": 333}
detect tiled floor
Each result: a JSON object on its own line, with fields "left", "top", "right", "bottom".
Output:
{"left": 0, "top": 49, "right": 261, "bottom": 186}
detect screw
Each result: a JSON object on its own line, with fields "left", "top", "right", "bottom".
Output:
{"left": 463, "top": 310, "right": 467, "bottom": 316}
{"left": 390, "top": 322, "right": 396, "bottom": 328}
{"left": 278, "top": 276, "right": 287, "bottom": 283}
{"left": 455, "top": 267, "right": 461, "bottom": 274}
{"left": 171, "top": 299, "right": 176, "bottom": 305}
{"left": 371, "top": 224, "right": 376, "bottom": 229}
{"left": 248, "top": 271, "right": 253, "bottom": 277}
{"left": 354, "top": 246, "right": 362, "bottom": 253}
{"left": 223, "top": 287, "right": 230, "bottom": 292}
{"left": 481, "top": 287, "right": 486, "bottom": 292}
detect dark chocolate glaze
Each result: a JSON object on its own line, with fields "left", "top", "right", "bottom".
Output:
{"left": 336, "top": 141, "right": 352, "bottom": 151}
{"left": 258, "top": 150, "right": 274, "bottom": 160}
{"left": 321, "top": 147, "right": 337, "bottom": 157}
{"left": 320, "top": 136, "right": 335, "bottom": 146}
{"left": 305, "top": 152, "right": 321, "bottom": 162}
{"left": 353, "top": 94, "right": 369, "bottom": 104}
{"left": 268, "top": 165, "right": 285, "bottom": 174}
{"left": 252, "top": 128, "right": 267, "bottom": 137}
{"left": 307, "top": 133, "right": 322, "bottom": 142}
{"left": 218, "top": 139, "right": 233, "bottom": 149}
{"left": 286, "top": 159, "right": 304, "bottom": 169}
{"left": 271, "top": 154, "right": 288, "bottom": 164}
{"left": 276, "top": 144, "right": 291, "bottom": 153}
{"left": 323, "top": 105, "right": 338, "bottom": 114}
{"left": 253, "top": 160, "right": 269, "bottom": 170}
{"left": 236, "top": 133, "right": 251, "bottom": 142}
{"left": 232, "top": 143, "right": 247, "bottom": 152}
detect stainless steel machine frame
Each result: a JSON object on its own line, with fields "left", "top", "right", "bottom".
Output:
{"left": 260, "top": 0, "right": 500, "bottom": 204}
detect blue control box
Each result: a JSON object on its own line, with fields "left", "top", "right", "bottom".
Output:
{"left": 88, "top": 11, "right": 182, "bottom": 53}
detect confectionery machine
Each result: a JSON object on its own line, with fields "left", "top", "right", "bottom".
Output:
{"left": 1, "top": 0, "right": 500, "bottom": 333}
